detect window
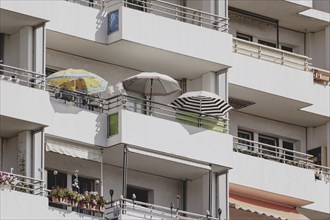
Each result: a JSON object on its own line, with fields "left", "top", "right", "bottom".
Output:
{"left": 47, "top": 170, "right": 67, "bottom": 209}
{"left": 47, "top": 169, "right": 67, "bottom": 189}
{"left": 127, "top": 185, "right": 153, "bottom": 203}
{"left": 282, "top": 141, "right": 294, "bottom": 161}
{"left": 238, "top": 129, "right": 254, "bottom": 150}
{"left": 72, "top": 175, "right": 95, "bottom": 194}
{"left": 258, "top": 40, "right": 276, "bottom": 48}
{"left": 258, "top": 134, "right": 278, "bottom": 158}
{"left": 281, "top": 45, "right": 293, "bottom": 53}
{"left": 236, "top": 33, "right": 253, "bottom": 42}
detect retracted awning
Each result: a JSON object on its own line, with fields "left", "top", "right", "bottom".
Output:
{"left": 229, "top": 194, "right": 309, "bottom": 220}
{"left": 46, "top": 139, "right": 102, "bottom": 162}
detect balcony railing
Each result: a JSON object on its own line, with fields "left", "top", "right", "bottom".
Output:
{"left": 66, "top": 0, "right": 105, "bottom": 9}
{"left": 233, "top": 137, "right": 330, "bottom": 182}
{"left": 105, "top": 0, "right": 228, "bottom": 32}
{"left": 105, "top": 198, "right": 218, "bottom": 220}
{"left": 105, "top": 94, "right": 229, "bottom": 134}
{"left": 0, "top": 170, "right": 45, "bottom": 196}
{"left": 232, "top": 38, "right": 311, "bottom": 71}
{"left": 0, "top": 64, "right": 46, "bottom": 90}
{"left": 47, "top": 84, "right": 105, "bottom": 112}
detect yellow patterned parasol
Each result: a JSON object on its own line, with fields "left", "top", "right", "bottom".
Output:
{"left": 47, "top": 69, "right": 108, "bottom": 95}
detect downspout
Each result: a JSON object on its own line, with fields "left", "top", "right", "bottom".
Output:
{"left": 100, "top": 147, "right": 104, "bottom": 196}
{"left": 122, "top": 145, "right": 128, "bottom": 198}
{"left": 276, "top": 21, "right": 280, "bottom": 49}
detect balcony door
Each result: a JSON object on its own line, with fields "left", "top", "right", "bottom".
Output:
{"left": 258, "top": 134, "right": 278, "bottom": 159}
{"left": 238, "top": 129, "right": 254, "bottom": 151}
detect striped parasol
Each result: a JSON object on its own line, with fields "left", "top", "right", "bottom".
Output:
{"left": 47, "top": 69, "right": 108, "bottom": 95}
{"left": 171, "top": 91, "right": 232, "bottom": 116}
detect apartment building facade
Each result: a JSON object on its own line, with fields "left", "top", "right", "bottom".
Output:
{"left": 0, "top": 0, "right": 329, "bottom": 220}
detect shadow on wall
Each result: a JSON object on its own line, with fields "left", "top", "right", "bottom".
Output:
{"left": 95, "top": 9, "right": 109, "bottom": 42}
{"left": 94, "top": 113, "right": 107, "bottom": 146}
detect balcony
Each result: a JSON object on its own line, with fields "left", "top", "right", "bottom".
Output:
{"left": 0, "top": 64, "right": 53, "bottom": 137}
{"left": 229, "top": 39, "right": 330, "bottom": 127}
{"left": 0, "top": 171, "right": 101, "bottom": 219}
{"left": 105, "top": 198, "right": 219, "bottom": 220}
{"left": 105, "top": 94, "right": 233, "bottom": 171}
{"left": 228, "top": 0, "right": 330, "bottom": 33}
{"left": 233, "top": 136, "right": 330, "bottom": 182}
{"left": 103, "top": 0, "right": 232, "bottom": 78}
{"left": 232, "top": 38, "right": 310, "bottom": 71}
{"left": 230, "top": 137, "right": 330, "bottom": 214}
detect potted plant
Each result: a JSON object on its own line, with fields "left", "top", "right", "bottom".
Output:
{"left": 50, "top": 186, "right": 61, "bottom": 203}
{"left": 97, "top": 195, "right": 108, "bottom": 212}
{"left": 58, "top": 188, "right": 70, "bottom": 205}
{"left": 89, "top": 191, "right": 99, "bottom": 211}
{"left": 68, "top": 190, "right": 80, "bottom": 207}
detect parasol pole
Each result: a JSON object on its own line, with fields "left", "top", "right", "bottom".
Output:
{"left": 148, "top": 79, "right": 153, "bottom": 115}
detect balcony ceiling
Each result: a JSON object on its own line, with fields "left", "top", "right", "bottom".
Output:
{"left": 228, "top": 84, "right": 329, "bottom": 127}
{"left": 103, "top": 145, "right": 223, "bottom": 180}
{"left": 229, "top": 0, "right": 329, "bottom": 32}
{"left": 46, "top": 31, "right": 227, "bottom": 80}
{"left": 0, "top": 9, "right": 47, "bottom": 34}
{"left": 0, "top": 115, "right": 43, "bottom": 138}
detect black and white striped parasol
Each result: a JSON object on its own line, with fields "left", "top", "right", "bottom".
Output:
{"left": 171, "top": 91, "right": 232, "bottom": 116}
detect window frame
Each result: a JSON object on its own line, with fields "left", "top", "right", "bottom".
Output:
{"left": 236, "top": 32, "right": 253, "bottom": 42}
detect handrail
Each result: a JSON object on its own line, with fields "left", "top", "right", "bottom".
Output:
{"left": 107, "top": 0, "right": 228, "bottom": 32}
{"left": 233, "top": 37, "right": 311, "bottom": 71}
{"left": 105, "top": 198, "right": 219, "bottom": 220}
{"left": 0, "top": 63, "right": 46, "bottom": 90}
{"left": 0, "top": 170, "right": 45, "bottom": 196}
{"left": 233, "top": 137, "right": 330, "bottom": 182}
{"left": 66, "top": 0, "right": 104, "bottom": 9}
{"left": 105, "top": 94, "right": 230, "bottom": 133}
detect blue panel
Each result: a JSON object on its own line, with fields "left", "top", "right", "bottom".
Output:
{"left": 109, "top": 10, "right": 119, "bottom": 34}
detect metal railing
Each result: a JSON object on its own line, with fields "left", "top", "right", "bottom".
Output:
{"left": 233, "top": 38, "right": 311, "bottom": 71}
{"left": 105, "top": 198, "right": 218, "bottom": 220}
{"left": 233, "top": 137, "right": 330, "bottom": 182}
{"left": 0, "top": 64, "right": 46, "bottom": 90}
{"left": 47, "top": 84, "right": 105, "bottom": 112}
{"left": 105, "top": 0, "right": 228, "bottom": 32}
{"left": 66, "top": 0, "right": 105, "bottom": 9}
{"left": 104, "top": 94, "right": 229, "bottom": 133}
{"left": 0, "top": 170, "right": 45, "bottom": 196}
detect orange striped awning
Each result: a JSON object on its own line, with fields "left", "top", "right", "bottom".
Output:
{"left": 229, "top": 194, "right": 309, "bottom": 220}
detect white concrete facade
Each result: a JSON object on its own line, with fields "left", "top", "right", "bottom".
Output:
{"left": 1, "top": 0, "right": 329, "bottom": 220}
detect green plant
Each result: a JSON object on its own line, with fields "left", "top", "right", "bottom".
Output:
{"left": 68, "top": 190, "right": 80, "bottom": 202}
{"left": 50, "top": 186, "right": 60, "bottom": 197}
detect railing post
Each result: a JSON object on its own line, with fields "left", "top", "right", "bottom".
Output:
{"left": 175, "top": 6, "right": 178, "bottom": 20}
{"left": 258, "top": 46, "right": 261, "bottom": 59}
{"left": 101, "top": 0, "right": 105, "bottom": 10}
{"left": 281, "top": 52, "right": 284, "bottom": 65}
{"left": 199, "top": 12, "right": 202, "bottom": 26}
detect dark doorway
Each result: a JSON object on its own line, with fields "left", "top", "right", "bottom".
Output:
{"left": 127, "top": 185, "right": 152, "bottom": 203}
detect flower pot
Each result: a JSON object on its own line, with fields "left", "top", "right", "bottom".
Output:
{"left": 90, "top": 204, "right": 100, "bottom": 212}
{"left": 59, "top": 197, "right": 69, "bottom": 205}
{"left": 71, "top": 200, "right": 78, "bottom": 207}
{"left": 79, "top": 202, "right": 88, "bottom": 209}
{"left": 52, "top": 196, "right": 59, "bottom": 203}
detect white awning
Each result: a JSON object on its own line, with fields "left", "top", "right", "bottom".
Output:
{"left": 46, "top": 139, "right": 102, "bottom": 162}
{"left": 229, "top": 194, "right": 309, "bottom": 220}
